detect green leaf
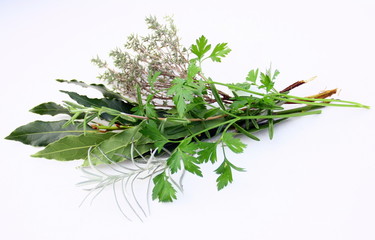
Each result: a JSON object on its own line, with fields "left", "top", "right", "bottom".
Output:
{"left": 246, "top": 69, "right": 259, "bottom": 84}
{"left": 250, "top": 96, "right": 283, "bottom": 110}
{"left": 222, "top": 132, "right": 247, "bottom": 153}
{"left": 167, "top": 150, "right": 183, "bottom": 174}
{"left": 182, "top": 153, "right": 202, "bottom": 177}
{"left": 29, "top": 102, "right": 70, "bottom": 116}
{"left": 197, "top": 142, "right": 218, "bottom": 163}
{"left": 60, "top": 91, "right": 132, "bottom": 111}
{"left": 152, "top": 172, "right": 177, "bottom": 202}
{"left": 87, "top": 126, "right": 152, "bottom": 165}
{"left": 230, "top": 99, "right": 248, "bottom": 110}
{"left": 56, "top": 79, "right": 123, "bottom": 100}
{"left": 227, "top": 82, "right": 251, "bottom": 91}
{"left": 233, "top": 123, "right": 260, "bottom": 141}
{"left": 167, "top": 148, "right": 202, "bottom": 176}
{"left": 147, "top": 71, "right": 161, "bottom": 90}
{"left": 272, "top": 69, "right": 280, "bottom": 80}
{"left": 215, "top": 159, "right": 233, "bottom": 190}
{"left": 187, "top": 62, "right": 200, "bottom": 80}
{"left": 209, "top": 43, "right": 231, "bottom": 62}
{"left": 139, "top": 120, "right": 168, "bottom": 150}
{"left": 99, "top": 107, "right": 136, "bottom": 123}
{"left": 209, "top": 82, "right": 226, "bottom": 111}
{"left": 167, "top": 78, "right": 196, "bottom": 118}
{"left": 163, "top": 118, "right": 225, "bottom": 140}
{"left": 32, "top": 132, "right": 115, "bottom": 160}
{"left": 61, "top": 90, "right": 134, "bottom": 123}
{"left": 5, "top": 120, "right": 94, "bottom": 147}
{"left": 145, "top": 102, "right": 158, "bottom": 119}
{"left": 259, "top": 72, "right": 274, "bottom": 92}
{"left": 215, "top": 158, "right": 245, "bottom": 190}
{"left": 267, "top": 110, "right": 275, "bottom": 140}
{"left": 191, "top": 35, "right": 211, "bottom": 61}
{"left": 203, "top": 108, "right": 221, "bottom": 119}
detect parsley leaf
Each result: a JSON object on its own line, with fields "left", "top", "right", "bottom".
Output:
{"left": 147, "top": 71, "right": 161, "bottom": 90}
{"left": 196, "top": 141, "right": 218, "bottom": 163}
{"left": 139, "top": 120, "right": 168, "bottom": 150}
{"left": 167, "top": 78, "right": 196, "bottom": 118}
{"left": 152, "top": 172, "right": 177, "bottom": 202}
{"left": 215, "top": 159, "right": 233, "bottom": 190}
{"left": 191, "top": 35, "right": 211, "bottom": 61}
{"left": 259, "top": 68, "right": 279, "bottom": 92}
{"left": 259, "top": 72, "right": 273, "bottom": 92}
{"left": 246, "top": 68, "right": 259, "bottom": 84}
{"left": 167, "top": 142, "right": 202, "bottom": 176}
{"left": 222, "top": 132, "right": 247, "bottom": 154}
{"left": 209, "top": 43, "right": 231, "bottom": 62}
{"left": 215, "top": 158, "right": 245, "bottom": 190}
{"left": 182, "top": 152, "right": 203, "bottom": 176}
{"left": 187, "top": 62, "right": 200, "bottom": 81}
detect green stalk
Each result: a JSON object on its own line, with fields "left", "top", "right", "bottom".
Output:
{"left": 209, "top": 80, "right": 370, "bottom": 109}
{"left": 185, "top": 110, "right": 322, "bottom": 142}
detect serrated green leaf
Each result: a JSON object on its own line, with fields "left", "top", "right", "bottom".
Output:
{"left": 145, "top": 102, "right": 158, "bottom": 119}
{"left": 5, "top": 120, "right": 94, "bottom": 147}
{"left": 139, "top": 121, "right": 165, "bottom": 140}
{"left": 230, "top": 99, "right": 248, "bottom": 110}
{"left": 182, "top": 154, "right": 202, "bottom": 176}
{"left": 215, "top": 159, "right": 233, "bottom": 190}
{"left": 259, "top": 72, "right": 274, "bottom": 92}
{"left": 222, "top": 132, "right": 247, "bottom": 153}
{"left": 272, "top": 69, "right": 280, "bottom": 80}
{"left": 147, "top": 71, "right": 161, "bottom": 90}
{"left": 167, "top": 148, "right": 202, "bottom": 176}
{"left": 197, "top": 142, "right": 218, "bottom": 163}
{"left": 29, "top": 102, "right": 70, "bottom": 116}
{"left": 227, "top": 82, "right": 251, "bottom": 92}
{"left": 246, "top": 69, "right": 259, "bottom": 83}
{"left": 187, "top": 62, "right": 200, "bottom": 80}
{"left": 209, "top": 43, "right": 231, "bottom": 62}
{"left": 215, "top": 158, "right": 245, "bottom": 190}
{"left": 167, "top": 78, "right": 196, "bottom": 118}
{"left": 191, "top": 35, "right": 211, "bottom": 60}
{"left": 32, "top": 132, "right": 115, "bottom": 160}
{"left": 167, "top": 150, "right": 183, "bottom": 174}
{"left": 152, "top": 172, "right": 177, "bottom": 202}
{"left": 139, "top": 120, "right": 168, "bottom": 150}
{"left": 178, "top": 139, "right": 198, "bottom": 153}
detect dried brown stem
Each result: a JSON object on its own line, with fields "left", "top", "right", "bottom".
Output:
{"left": 280, "top": 80, "right": 306, "bottom": 93}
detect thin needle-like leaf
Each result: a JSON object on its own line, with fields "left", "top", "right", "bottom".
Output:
{"left": 121, "top": 177, "right": 143, "bottom": 222}
{"left": 130, "top": 171, "right": 148, "bottom": 218}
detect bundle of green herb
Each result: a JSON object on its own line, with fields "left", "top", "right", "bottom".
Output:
{"left": 5, "top": 16, "right": 369, "bottom": 220}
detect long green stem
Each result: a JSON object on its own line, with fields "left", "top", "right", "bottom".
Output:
{"left": 209, "top": 80, "right": 370, "bottom": 109}
{"left": 185, "top": 110, "right": 322, "bottom": 143}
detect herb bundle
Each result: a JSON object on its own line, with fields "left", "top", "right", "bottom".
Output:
{"left": 5, "top": 16, "right": 369, "bottom": 220}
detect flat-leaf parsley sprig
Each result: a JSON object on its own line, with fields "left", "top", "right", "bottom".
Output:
{"left": 5, "top": 16, "right": 369, "bottom": 219}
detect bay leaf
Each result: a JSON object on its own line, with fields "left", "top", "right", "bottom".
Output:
{"left": 5, "top": 120, "right": 95, "bottom": 147}
{"left": 32, "top": 132, "right": 116, "bottom": 161}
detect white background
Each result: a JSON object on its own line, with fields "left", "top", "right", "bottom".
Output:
{"left": 1, "top": 0, "right": 374, "bottom": 239}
